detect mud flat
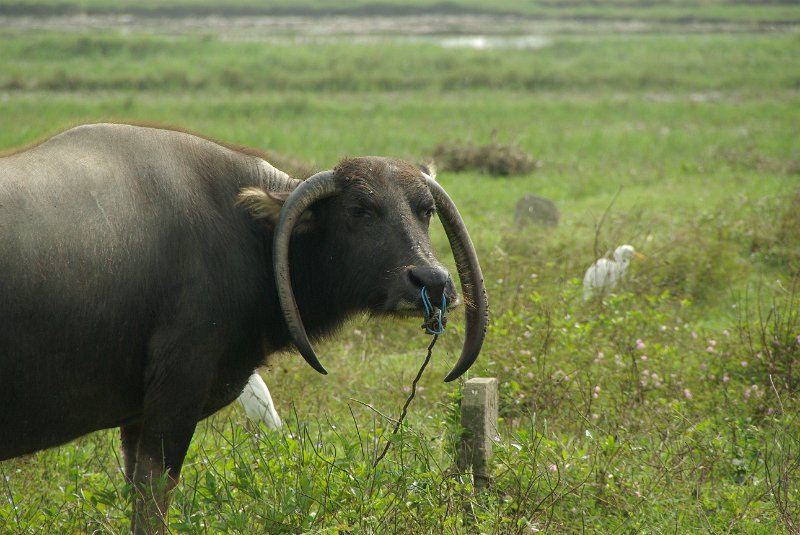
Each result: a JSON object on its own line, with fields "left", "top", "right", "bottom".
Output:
{"left": 0, "top": 12, "right": 795, "bottom": 41}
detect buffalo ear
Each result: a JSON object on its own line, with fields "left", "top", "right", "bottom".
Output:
{"left": 420, "top": 161, "right": 437, "bottom": 181}
{"left": 236, "top": 187, "right": 315, "bottom": 232}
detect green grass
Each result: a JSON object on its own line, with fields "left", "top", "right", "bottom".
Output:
{"left": 1, "top": 10, "right": 799, "bottom": 534}
{"left": 3, "top": 32, "right": 799, "bottom": 95}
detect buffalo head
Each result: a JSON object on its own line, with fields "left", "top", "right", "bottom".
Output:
{"left": 238, "top": 156, "right": 488, "bottom": 382}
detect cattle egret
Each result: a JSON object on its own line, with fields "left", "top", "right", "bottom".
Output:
{"left": 237, "top": 373, "right": 282, "bottom": 429}
{"left": 583, "top": 244, "right": 644, "bottom": 300}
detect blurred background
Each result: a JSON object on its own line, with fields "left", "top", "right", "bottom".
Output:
{"left": 1, "top": 1, "right": 799, "bottom": 533}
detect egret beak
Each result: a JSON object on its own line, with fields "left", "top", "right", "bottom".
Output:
{"left": 634, "top": 251, "right": 647, "bottom": 260}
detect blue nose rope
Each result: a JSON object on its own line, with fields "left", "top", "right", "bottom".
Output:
{"left": 421, "top": 287, "right": 447, "bottom": 335}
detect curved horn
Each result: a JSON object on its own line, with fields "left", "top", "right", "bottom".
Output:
{"left": 273, "top": 170, "right": 340, "bottom": 375}
{"left": 423, "top": 176, "right": 488, "bottom": 382}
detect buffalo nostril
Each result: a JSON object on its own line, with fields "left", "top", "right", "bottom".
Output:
{"left": 408, "top": 269, "right": 424, "bottom": 290}
{"left": 408, "top": 266, "right": 449, "bottom": 303}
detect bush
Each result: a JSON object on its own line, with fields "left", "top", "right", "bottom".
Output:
{"left": 432, "top": 141, "right": 537, "bottom": 177}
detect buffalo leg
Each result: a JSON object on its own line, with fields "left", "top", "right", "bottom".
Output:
{"left": 130, "top": 347, "right": 208, "bottom": 535}
{"left": 130, "top": 416, "right": 197, "bottom": 535}
{"left": 120, "top": 423, "right": 142, "bottom": 483}
{"left": 129, "top": 326, "right": 232, "bottom": 533}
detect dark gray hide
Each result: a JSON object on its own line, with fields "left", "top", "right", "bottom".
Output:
{"left": 0, "top": 123, "right": 486, "bottom": 532}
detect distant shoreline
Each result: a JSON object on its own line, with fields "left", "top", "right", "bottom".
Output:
{"left": 0, "top": 12, "right": 796, "bottom": 37}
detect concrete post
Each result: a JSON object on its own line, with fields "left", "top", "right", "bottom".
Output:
{"left": 458, "top": 377, "right": 499, "bottom": 489}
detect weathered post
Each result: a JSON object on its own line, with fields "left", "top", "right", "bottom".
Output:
{"left": 458, "top": 377, "right": 499, "bottom": 489}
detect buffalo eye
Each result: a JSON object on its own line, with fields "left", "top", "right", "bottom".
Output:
{"left": 422, "top": 206, "right": 436, "bottom": 221}
{"left": 347, "top": 205, "right": 371, "bottom": 219}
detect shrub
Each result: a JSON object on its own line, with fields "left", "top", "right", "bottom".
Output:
{"left": 432, "top": 141, "right": 537, "bottom": 177}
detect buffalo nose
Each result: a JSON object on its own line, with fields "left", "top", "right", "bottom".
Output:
{"left": 408, "top": 265, "right": 450, "bottom": 304}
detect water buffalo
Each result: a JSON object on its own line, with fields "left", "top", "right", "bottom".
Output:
{"left": 0, "top": 123, "right": 488, "bottom": 533}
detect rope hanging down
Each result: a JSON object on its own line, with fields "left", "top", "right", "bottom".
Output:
{"left": 373, "top": 287, "right": 449, "bottom": 467}
{"left": 373, "top": 334, "right": 437, "bottom": 467}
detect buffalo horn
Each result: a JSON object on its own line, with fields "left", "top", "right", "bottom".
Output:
{"left": 273, "top": 170, "right": 340, "bottom": 375}
{"left": 423, "top": 175, "right": 489, "bottom": 382}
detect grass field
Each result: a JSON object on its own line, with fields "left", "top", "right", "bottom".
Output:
{"left": 1, "top": 1, "right": 799, "bottom": 533}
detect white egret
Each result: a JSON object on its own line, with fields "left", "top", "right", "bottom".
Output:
{"left": 583, "top": 244, "right": 644, "bottom": 300}
{"left": 237, "top": 372, "right": 282, "bottom": 429}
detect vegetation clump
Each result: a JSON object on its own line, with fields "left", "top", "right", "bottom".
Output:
{"left": 433, "top": 141, "right": 537, "bottom": 177}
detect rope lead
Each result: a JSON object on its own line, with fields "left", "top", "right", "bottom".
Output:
{"left": 372, "top": 288, "right": 447, "bottom": 467}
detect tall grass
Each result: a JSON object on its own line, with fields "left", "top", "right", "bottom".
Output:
{"left": 1, "top": 16, "right": 799, "bottom": 533}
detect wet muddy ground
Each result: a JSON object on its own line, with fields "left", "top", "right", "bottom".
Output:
{"left": 0, "top": 12, "right": 795, "bottom": 46}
